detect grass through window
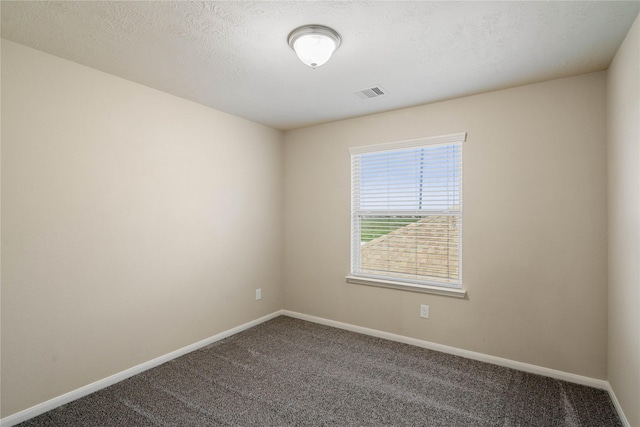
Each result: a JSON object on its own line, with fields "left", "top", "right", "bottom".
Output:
{"left": 360, "top": 217, "right": 420, "bottom": 242}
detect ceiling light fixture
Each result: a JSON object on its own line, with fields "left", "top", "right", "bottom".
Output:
{"left": 288, "top": 25, "right": 341, "bottom": 69}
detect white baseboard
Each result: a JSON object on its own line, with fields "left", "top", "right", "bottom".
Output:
{"left": 0, "top": 311, "right": 283, "bottom": 427}
{"left": 605, "top": 383, "right": 631, "bottom": 427}
{"left": 2, "top": 309, "right": 629, "bottom": 426}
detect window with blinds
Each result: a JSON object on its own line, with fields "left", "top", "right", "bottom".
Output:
{"left": 349, "top": 133, "right": 465, "bottom": 289}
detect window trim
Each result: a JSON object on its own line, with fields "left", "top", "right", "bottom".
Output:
{"left": 349, "top": 132, "right": 466, "bottom": 155}
{"left": 347, "top": 132, "right": 467, "bottom": 298}
{"left": 345, "top": 275, "right": 467, "bottom": 298}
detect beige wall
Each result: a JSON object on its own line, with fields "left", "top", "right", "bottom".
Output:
{"left": 607, "top": 14, "right": 640, "bottom": 427}
{"left": 284, "top": 72, "right": 608, "bottom": 379}
{"left": 1, "top": 40, "right": 284, "bottom": 417}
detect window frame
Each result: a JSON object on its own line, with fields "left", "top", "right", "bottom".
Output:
{"left": 346, "top": 132, "right": 467, "bottom": 298}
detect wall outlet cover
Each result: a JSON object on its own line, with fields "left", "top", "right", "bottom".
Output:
{"left": 420, "top": 304, "right": 429, "bottom": 318}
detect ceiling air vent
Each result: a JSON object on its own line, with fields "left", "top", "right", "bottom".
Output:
{"left": 355, "top": 85, "right": 387, "bottom": 100}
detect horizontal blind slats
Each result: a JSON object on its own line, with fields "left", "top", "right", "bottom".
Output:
{"left": 350, "top": 138, "right": 463, "bottom": 288}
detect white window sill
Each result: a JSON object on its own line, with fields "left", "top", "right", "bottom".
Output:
{"left": 345, "top": 275, "right": 467, "bottom": 299}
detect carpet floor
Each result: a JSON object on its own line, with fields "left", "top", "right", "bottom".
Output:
{"left": 19, "top": 316, "right": 621, "bottom": 426}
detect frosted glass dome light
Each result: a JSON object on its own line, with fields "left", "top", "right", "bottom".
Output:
{"left": 288, "top": 25, "right": 341, "bottom": 69}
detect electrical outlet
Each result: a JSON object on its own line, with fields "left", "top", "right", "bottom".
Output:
{"left": 420, "top": 304, "right": 429, "bottom": 318}
{"left": 256, "top": 289, "right": 262, "bottom": 301}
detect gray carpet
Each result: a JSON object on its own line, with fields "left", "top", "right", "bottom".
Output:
{"left": 19, "top": 316, "right": 621, "bottom": 426}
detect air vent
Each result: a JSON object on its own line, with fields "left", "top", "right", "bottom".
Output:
{"left": 355, "top": 85, "right": 387, "bottom": 100}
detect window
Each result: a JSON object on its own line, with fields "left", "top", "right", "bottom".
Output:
{"left": 347, "top": 133, "right": 466, "bottom": 297}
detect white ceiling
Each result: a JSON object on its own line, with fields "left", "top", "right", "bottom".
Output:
{"left": 2, "top": 1, "right": 639, "bottom": 130}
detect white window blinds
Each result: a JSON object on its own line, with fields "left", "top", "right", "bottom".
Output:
{"left": 349, "top": 133, "right": 465, "bottom": 289}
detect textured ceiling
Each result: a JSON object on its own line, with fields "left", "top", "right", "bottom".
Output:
{"left": 2, "top": 1, "right": 639, "bottom": 130}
